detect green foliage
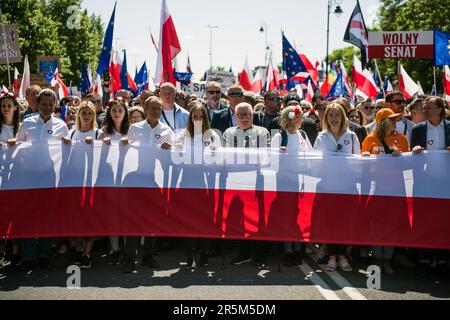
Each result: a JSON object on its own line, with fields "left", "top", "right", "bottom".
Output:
{"left": 1, "top": 0, "right": 103, "bottom": 87}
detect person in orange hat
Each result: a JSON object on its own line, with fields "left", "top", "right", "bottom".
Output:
{"left": 361, "top": 108, "right": 409, "bottom": 156}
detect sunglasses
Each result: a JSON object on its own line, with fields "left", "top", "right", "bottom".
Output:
{"left": 336, "top": 144, "right": 343, "bottom": 152}
{"left": 207, "top": 90, "right": 221, "bottom": 95}
{"left": 364, "top": 106, "right": 376, "bottom": 110}
{"left": 267, "top": 97, "right": 282, "bottom": 102}
{"left": 389, "top": 99, "right": 406, "bottom": 104}
{"left": 228, "top": 92, "right": 243, "bottom": 98}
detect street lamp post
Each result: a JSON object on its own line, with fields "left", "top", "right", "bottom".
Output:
{"left": 326, "top": 0, "right": 343, "bottom": 76}
{"left": 207, "top": 25, "right": 219, "bottom": 71}
{"left": 259, "top": 22, "right": 270, "bottom": 67}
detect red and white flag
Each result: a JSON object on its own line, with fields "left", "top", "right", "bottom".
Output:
{"left": 299, "top": 52, "right": 319, "bottom": 84}
{"left": 13, "top": 67, "right": 19, "bottom": 94}
{"left": 306, "top": 79, "right": 314, "bottom": 102}
{"left": 444, "top": 65, "right": 450, "bottom": 102}
{"left": 109, "top": 50, "right": 122, "bottom": 94}
{"left": 239, "top": 56, "right": 254, "bottom": 91}
{"left": 18, "top": 55, "right": 30, "bottom": 100}
{"left": 399, "top": 64, "right": 419, "bottom": 99}
{"left": 262, "top": 52, "right": 279, "bottom": 93}
{"left": 352, "top": 55, "right": 378, "bottom": 99}
{"left": 154, "top": 0, "right": 181, "bottom": 85}
{"left": 51, "top": 68, "right": 69, "bottom": 98}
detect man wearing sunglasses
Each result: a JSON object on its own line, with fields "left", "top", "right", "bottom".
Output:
{"left": 210, "top": 84, "right": 245, "bottom": 134}
{"left": 367, "top": 91, "right": 415, "bottom": 143}
{"left": 253, "top": 90, "right": 282, "bottom": 131}
{"left": 204, "top": 81, "right": 226, "bottom": 122}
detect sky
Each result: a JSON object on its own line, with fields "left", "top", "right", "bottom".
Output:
{"left": 82, "top": 0, "right": 381, "bottom": 80}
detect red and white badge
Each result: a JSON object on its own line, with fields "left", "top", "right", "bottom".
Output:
{"left": 47, "top": 130, "right": 53, "bottom": 135}
{"left": 428, "top": 140, "right": 434, "bottom": 146}
{"left": 394, "top": 140, "right": 399, "bottom": 144}
{"left": 344, "top": 140, "right": 350, "bottom": 145}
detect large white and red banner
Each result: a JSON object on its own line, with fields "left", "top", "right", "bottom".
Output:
{"left": 369, "top": 31, "right": 434, "bottom": 59}
{"left": 1, "top": 142, "right": 450, "bottom": 249}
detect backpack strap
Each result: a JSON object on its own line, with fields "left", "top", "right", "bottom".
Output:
{"left": 70, "top": 130, "right": 75, "bottom": 139}
{"left": 280, "top": 130, "right": 288, "bottom": 147}
{"left": 381, "top": 139, "right": 393, "bottom": 154}
{"left": 95, "top": 129, "right": 99, "bottom": 140}
{"left": 351, "top": 133, "right": 354, "bottom": 154}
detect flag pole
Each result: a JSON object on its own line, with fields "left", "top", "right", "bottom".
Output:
{"left": 374, "top": 59, "right": 385, "bottom": 98}
{"left": 397, "top": 60, "right": 401, "bottom": 90}
{"left": 0, "top": 5, "right": 11, "bottom": 88}
{"left": 433, "top": 66, "right": 437, "bottom": 96}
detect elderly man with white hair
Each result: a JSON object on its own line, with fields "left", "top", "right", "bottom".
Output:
{"left": 223, "top": 102, "right": 270, "bottom": 148}
{"left": 223, "top": 102, "right": 270, "bottom": 269}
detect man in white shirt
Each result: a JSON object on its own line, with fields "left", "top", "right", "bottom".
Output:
{"left": 127, "top": 96, "right": 174, "bottom": 148}
{"left": 158, "top": 82, "right": 189, "bottom": 135}
{"left": 9, "top": 89, "right": 68, "bottom": 272}
{"left": 122, "top": 96, "right": 172, "bottom": 273}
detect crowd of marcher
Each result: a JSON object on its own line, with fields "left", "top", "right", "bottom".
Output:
{"left": 1, "top": 80, "right": 449, "bottom": 278}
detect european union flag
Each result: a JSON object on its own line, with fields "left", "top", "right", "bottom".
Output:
{"left": 134, "top": 62, "right": 148, "bottom": 96}
{"left": 434, "top": 30, "right": 450, "bottom": 66}
{"left": 96, "top": 2, "right": 116, "bottom": 76}
{"left": 173, "top": 72, "right": 193, "bottom": 86}
{"left": 326, "top": 70, "right": 346, "bottom": 99}
{"left": 282, "top": 33, "right": 308, "bottom": 90}
{"left": 43, "top": 68, "right": 54, "bottom": 83}
{"left": 80, "top": 64, "right": 91, "bottom": 95}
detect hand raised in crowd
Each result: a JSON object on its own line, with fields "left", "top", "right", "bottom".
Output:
{"left": 84, "top": 136, "right": 94, "bottom": 144}
{"left": 160, "top": 141, "right": 172, "bottom": 150}
{"left": 62, "top": 136, "right": 72, "bottom": 145}
{"left": 412, "top": 146, "right": 425, "bottom": 154}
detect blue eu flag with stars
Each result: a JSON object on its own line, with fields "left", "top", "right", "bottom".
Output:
{"left": 282, "top": 33, "right": 309, "bottom": 90}
{"left": 434, "top": 30, "right": 450, "bottom": 66}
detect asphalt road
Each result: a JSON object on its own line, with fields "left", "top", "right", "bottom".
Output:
{"left": 1, "top": 243, "right": 449, "bottom": 301}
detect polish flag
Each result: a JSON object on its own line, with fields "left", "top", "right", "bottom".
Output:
{"left": 399, "top": 64, "right": 419, "bottom": 99}
{"left": 154, "top": 0, "right": 181, "bottom": 85}
{"left": 262, "top": 52, "right": 279, "bottom": 92}
{"left": 444, "top": 65, "right": 450, "bottom": 102}
{"left": 92, "top": 74, "right": 103, "bottom": 97}
{"left": 352, "top": 55, "right": 378, "bottom": 99}
{"left": 306, "top": 79, "right": 314, "bottom": 102}
{"left": 51, "top": 68, "right": 69, "bottom": 98}
{"left": 239, "top": 56, "right": 254, "bottom": 91}
{"left": 18, "top": 55, "right": 30, "bottom": 100}
{"left": 251, "top": 68, "right": 262, "bottom": 94}
{"left": 109, "top": 50, "right": 122, "bottom": 94}
{"left": 13, "top": 68, "right": 19, "bottom": 93}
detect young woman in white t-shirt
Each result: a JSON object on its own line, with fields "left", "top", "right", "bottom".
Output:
{"left": 62, "top": 101, "right": 102, "bottom": 269}
{"left": 313, "top": 103, "right": 359, "bottom": 273}
{"left": 0, "top": 92, "right": 21, "bottom": 144}
{"left": 98, "top": 98, "right": 130, "bottom": 144}
{"left": 176, "top": 101, "right": 221, "bottom": 269}
{"left": 271, "top": 105, "right": 312, "bottom": 267}
{"left": 0, "top": 92, "right": 22, "bottom": 265}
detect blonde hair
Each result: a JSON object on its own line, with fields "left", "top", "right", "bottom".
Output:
{"left": 280, "top": 105, "right": 302, "bottom": 131}
{"left": 322, "top": 103, "right": 349, "bottom": 136}
{"left": 75, "top": 101, "right": 97, "bottom": 132}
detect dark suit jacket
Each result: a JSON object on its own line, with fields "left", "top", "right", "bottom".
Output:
{"left": 270, "top": 116, "right": 320, "bottom": 146}
{"left": 410, "top": 119, "right": 450, "bottom": 149}
{"left": 349, "top": 121, "right": 368, "bottom": 145}
{"left": 204, "top": 103, "right": 227, "bottom": 123}
{"left": 210, "top": 107, "right": 233, "bottom": 134}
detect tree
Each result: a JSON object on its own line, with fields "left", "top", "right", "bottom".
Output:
{"left": 0, "top": 0, "right": 103, "bottom": 88}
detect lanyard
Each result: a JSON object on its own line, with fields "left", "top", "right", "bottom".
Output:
{"left": 162, "top": 108, "right": 176, "bottom": 131}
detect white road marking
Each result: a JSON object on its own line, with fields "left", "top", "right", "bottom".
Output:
{"left": 310, "top": 254, "right": 367, "bottom": 300}
{"left": 298, "top": 262, "right": 341, "bottom": 300}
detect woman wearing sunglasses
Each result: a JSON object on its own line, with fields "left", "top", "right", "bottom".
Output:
{"left": 313, "top": 103, "right": 360, "bottom": 272}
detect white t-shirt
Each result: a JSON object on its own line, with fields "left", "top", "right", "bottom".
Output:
{"left": 162, "top": 108, "right": 175, "bottom": 130}
{"left": 17, "top": 114, "right": 69, "bottom": 142}
{"left": 68, "top": 129, "right": 103, "bottom": 141}
{"left": 314, "top": 129, "right": 360, "bottom": 154}
{"left": 181, "top": 129, "right": 222, "bottom": 149}
{"left": 0, "top": 124, "right": 15, "bottom": 142}
{"left": 101, "top": 129, "right": 124, "bottom": 141}
{"left": 127, "top": 120, "right": 174, "bottom": 146}
{"left": 271, "top": 131, "right": 312, "bottom": 151}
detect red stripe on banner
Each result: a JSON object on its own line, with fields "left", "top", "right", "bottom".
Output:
{"left": 1, "top": 187, "right": 449, "bottom": 249}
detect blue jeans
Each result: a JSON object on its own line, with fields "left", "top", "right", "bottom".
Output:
{"left": 372, "top": 246, "right": 395, "bottom": 259}
{"left": 21, "top": 238, "right": 52, "bottom": 262}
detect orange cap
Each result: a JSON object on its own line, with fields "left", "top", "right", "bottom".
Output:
{"left": 375, "top": 108, "right": 403, "bottom": 123}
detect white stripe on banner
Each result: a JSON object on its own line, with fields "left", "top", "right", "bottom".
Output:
{"left": 1, "top": 141, "right": 450, "bottom": 200}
